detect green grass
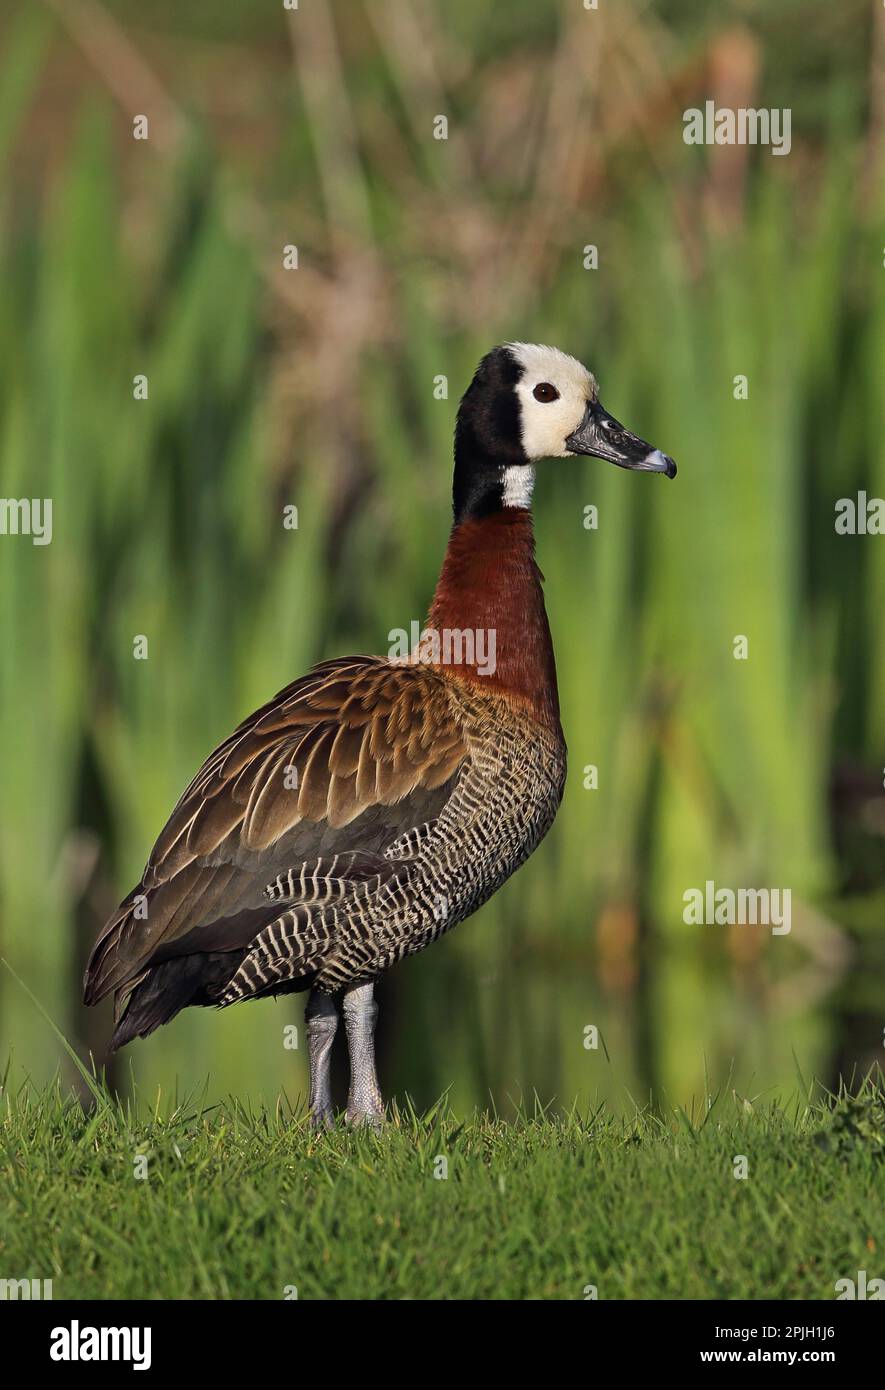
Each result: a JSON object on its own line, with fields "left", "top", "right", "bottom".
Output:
{"left": 2, "top": 1071, "right": 883, "bottom": 1300}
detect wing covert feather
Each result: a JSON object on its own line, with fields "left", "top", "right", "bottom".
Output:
{"left": 84, "top": 658, "right": 469, "bottom": 1003}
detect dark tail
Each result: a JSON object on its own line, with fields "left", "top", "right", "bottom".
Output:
{"left": 109, "top": 952, "right": 246, "bottom": 1051}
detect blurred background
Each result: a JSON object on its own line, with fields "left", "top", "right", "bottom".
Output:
{"left": 0, "top": 0, "right": 883, "bottom": 1115}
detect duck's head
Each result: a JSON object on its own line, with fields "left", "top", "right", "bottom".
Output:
{"left": 453, "top": 342, "right": 676, "bottom": 522}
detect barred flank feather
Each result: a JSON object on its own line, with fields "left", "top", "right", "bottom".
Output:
{"left": 220, "top": 686, "right": 565, "bottom": 1003}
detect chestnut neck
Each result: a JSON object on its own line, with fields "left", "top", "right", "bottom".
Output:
{"left": 425, "top": 508, "right": 561, "bottom": 733}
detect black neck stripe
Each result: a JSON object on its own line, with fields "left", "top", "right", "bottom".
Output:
{"left": 452, "top": 347, "right": 527, "bottom": 523}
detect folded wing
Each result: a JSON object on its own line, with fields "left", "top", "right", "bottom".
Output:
{"left": 83, "top": 656, "right": 469, "bottom": 1026}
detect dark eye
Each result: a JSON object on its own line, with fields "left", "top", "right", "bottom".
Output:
{"left": 533, "top": 382, "right": 559, "bottom": 403}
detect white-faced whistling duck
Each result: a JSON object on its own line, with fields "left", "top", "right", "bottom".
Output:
{"left": 84, "top": 343, "right": 676, "bottom": 1126}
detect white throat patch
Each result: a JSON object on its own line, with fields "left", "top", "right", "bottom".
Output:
{"left": 502, "top": 465, "right": 535, "bottom": 509}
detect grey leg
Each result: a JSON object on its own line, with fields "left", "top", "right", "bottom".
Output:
{"left": 342, "top": 982, "right": 385, "bottom": 1127}
{"left": 305, "top": 988, "right": 339, "bottom": 1129}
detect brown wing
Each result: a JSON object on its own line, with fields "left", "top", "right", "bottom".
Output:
{"left": 84, "top": 656, "right": 468, "bottom": 1006}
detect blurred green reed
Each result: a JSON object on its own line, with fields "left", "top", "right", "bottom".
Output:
{"left": 0, "top": 0, "right": 882, "bottom": 1113}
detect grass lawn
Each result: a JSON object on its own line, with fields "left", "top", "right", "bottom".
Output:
{"left": 1, "top": 1068, "right": 883, "bottom": 1301}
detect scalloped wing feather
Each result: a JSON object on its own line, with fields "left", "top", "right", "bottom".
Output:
{"left": 83, "top": 658, "right": 469, "bottom": 1005}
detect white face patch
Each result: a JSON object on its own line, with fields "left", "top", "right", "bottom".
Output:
{"left": 507, "top": 342, "right": 598, "bottom": 462}
{"left": 502, "top": 465, "right": 535, "bottom": 509}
